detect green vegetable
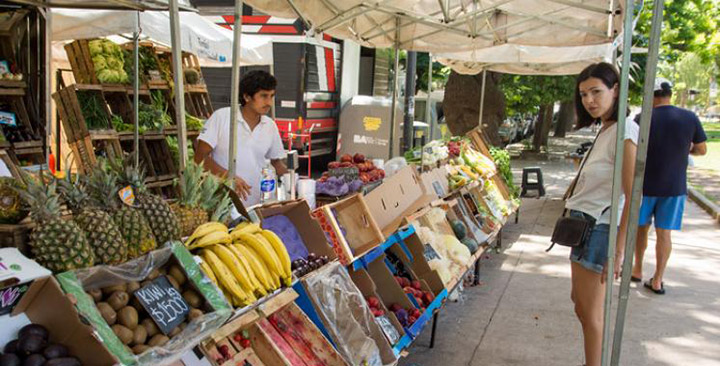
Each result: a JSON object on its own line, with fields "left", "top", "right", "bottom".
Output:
{"left": 489, "top": 147, "right": 520, "bottom": 198}
{"left": 77, "top": 91, "right": 109, "bottom": 130}
{"left": 89, "top": 39, "right": 129, "bottom": 84}
{"left": 185, "top": 113, "right": 205, "bottom": 131}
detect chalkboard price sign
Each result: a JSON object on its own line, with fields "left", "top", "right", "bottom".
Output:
{"left": 134, "top": 276, "right": 191, "bottom": 335}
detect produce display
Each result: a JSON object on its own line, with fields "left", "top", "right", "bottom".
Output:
{"left": 389, "top": 303, "right": 421, "bottom": 329}
{"left": 0, "top": 177, "right": 28, "bottom": 224}
{"left": 186, "top": 221, "right": 293, "bottom": 307}
{"left": 85, "top": 263, "right": 208, "bottom": 356}
{"left": 89, "top": 39, "right": 129, "bottom": 84}
{"left": 489, "top": 147, "right": 520, "bottom": 198}
{"left": 316, "top": 153, "right": 385, "bottom": 197}
{"left": 291, "top": 253, "right": 329, "bottom": 278}
{"left": 166, "top": 137, "right": 195, "bottom": 165}
{"left": 1, "top": 324, "right": 82, "bottom": 366}
{"left": 77, "top": 91, "right": 110, "bottom": 130}
{"left": 172, "top": 160, "right": 232, "bottom": 237}
{"left": 450, "top": 220, "right": 479, "bottom": 254}
{"left": 111, "top": 91, "right": 173, "bottom": 133}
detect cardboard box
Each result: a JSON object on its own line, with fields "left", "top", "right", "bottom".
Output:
{"left": 56, "top": 243, "right": 232, "bottom": 366}
{"left": 419, "top": 165, "right": 452, "bottom": 199}
{"left": 348, "top": 267, "right": 406, "bottom": 347}
{"left": 1, "top": 276, "right": 117, "bottom": 365}
{"left": 365, "top": 166, "right": 436, "bottom": 237}
{"left": 0, "top": 248, "right": 51, "bottom": 316}
{"left": 254, "top": 199, "right": 337, "bottom": 263}
{"left": 386, "top": 231, "right": 446, "bottom": 297}
{"left": 312, "top": 194, "right": 384, "bottom": 265}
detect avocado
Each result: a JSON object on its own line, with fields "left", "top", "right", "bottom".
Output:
{"left": 21, "top": 354, "right": 45, "bottom": 366}
{"left": 42, "top": 344, "right": 69, "bottom": 359}
{"left": 0, "top": 353, "right": 20, "bottom": 366}
{"left": 17, "top": 335, "right": 47, "bottom": 356}
{"left": 4, "top": 340, "right": 18, "bottom": 354}
{"left": 43, "top": 357, "right": 81, "bottom": 366}
{"left": 18, "top": 325, "right": 49, "bottom": 342}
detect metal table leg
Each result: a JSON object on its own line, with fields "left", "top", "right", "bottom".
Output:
{"left": 473, "top": 258, "right": 481, "bottom": 285}
{"left": 515, "top": 207, "right": 520, "bottom": 224}
{"left": 429, "top": 312, "right": 439, "bottom": 348}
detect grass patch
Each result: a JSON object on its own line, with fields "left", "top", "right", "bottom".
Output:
{"left": 701, "top": 121, "right": 720, "bottom": 141}
{"left": 689, "top": 182, "right": 718, "bottom": 205}
{"left": 692, "top": 140, "right": 720, "bottom": 171}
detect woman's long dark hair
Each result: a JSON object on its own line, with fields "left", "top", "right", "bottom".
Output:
{"left": 575, "top": 62, "right": 620, "bottom": 129}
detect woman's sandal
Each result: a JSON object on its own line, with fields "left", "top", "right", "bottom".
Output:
{"left": 643, "top": 278, "right": 665, "bottom": 295}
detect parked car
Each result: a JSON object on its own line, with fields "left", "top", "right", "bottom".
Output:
{"left": 498, "top": 118, "right": 519, "bottom": 143}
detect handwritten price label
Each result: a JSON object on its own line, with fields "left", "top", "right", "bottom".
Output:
{"left": 134, "top": 276, "right": 190, "bottom": 335}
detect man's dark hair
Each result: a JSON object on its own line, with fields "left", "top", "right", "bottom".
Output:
{"left": 654, "top": 82, "right": 672, "bottom": 98}
{"left": 239, "top": 70, "right": 277, "bottom": 106}
{"left": 574, "top": 62, "right": 621, "bottom": 129}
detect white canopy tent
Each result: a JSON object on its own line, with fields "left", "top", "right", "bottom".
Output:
{"left": 50, "top": 9, "right": 273, "bottom": 65}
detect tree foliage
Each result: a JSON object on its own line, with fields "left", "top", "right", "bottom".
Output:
{"left": 499, "top": 75, "right": 576, "bottom": 117}
{"left": 415, "top": 52, "right": 452, "bottom": 92}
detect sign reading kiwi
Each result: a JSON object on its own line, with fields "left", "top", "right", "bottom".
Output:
{"left": 133, "top": 276, "right": 190, "bottom": 335}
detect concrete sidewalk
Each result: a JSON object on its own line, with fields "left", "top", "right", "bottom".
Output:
{"left": 399, "top": 159, "right": 720, "bottom": 366}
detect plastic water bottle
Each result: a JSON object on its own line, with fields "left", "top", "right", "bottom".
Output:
{"left": 260, "top": 163, "right": 277, "bottom": 203}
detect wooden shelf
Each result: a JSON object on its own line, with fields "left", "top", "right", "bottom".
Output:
{"left": 0, "top": 80, "right": 27, "bottom": 89}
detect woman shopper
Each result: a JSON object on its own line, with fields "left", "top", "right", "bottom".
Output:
{"left": 565, "top": 62, "right": 638, "bottom": 366}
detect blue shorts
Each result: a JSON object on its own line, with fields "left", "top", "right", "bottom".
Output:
{"left": 638, "top": 195, "right": 685, "bottom": 230}
{"left": 569, "top": 210, "right": 610, "bottom": 274}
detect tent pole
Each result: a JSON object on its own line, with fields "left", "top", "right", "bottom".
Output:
{"left": 478, "top": 69, "right": 486, "bottom": 127}
{"left": 44, "top": 8, "right": 51, "bottom": 166}
{"left": 600, "top": 0, "right": 632, "bottom": 361}
{"left": 610, "top": 0, "right": 664, "bottom": 364}
{"left": 169, "top": 0, "right": 188, "bottom": 171}
{"left": 402, "top": 51, "right": 417, "bottom": 153}
{"left": 228, "top": 0, "right": 243, "bottom": 180}
{"left": 388, "top": 16, "right": 400, "bottom": 158}
{"left": 133, "top": 11, "right": 140, "bottom": 167}
{"left": 426, "top": 52, "right": 434, "bottom": 141}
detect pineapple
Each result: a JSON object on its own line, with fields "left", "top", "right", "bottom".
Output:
{"left": 196, "top": 173, "right": 223, "bottom": 226}
{"left": 172, "top": 159, "right": 206, "bottom": 236}
{"left": 111, "top": 158, "right": 180, "bottom": 245}
{"left": 57, "top": 172, "right": 127, "bottom": 265}
{"left": 86, "top": 161, "right": 157, "bottom": 258}
{"left": 15, "top": 171, "right": 94, "bottom": 272}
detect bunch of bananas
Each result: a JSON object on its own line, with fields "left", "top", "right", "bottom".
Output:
{"left": 187, "top": 221, "right": 293, "bottom": 308}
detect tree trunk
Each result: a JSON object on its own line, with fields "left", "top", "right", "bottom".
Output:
{"left": 532, "top": 103, "right": 554, "bottom": 152}
{"left": 443, "top": 70, "right": 505, "bottom": 146}
{"left": 554, "top": 101, "right": 575, "bottom": 137}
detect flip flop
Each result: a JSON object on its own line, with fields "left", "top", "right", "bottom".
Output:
{"left": 644, "top": 278, "right": 665, "bottom": 295}
{"left": 631, "top": 276, "right": 642, "bottom": 283}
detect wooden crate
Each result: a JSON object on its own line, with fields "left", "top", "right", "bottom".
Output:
{"left": 146, "top": 178, "right": 178, "bottom": 199}
{"left": 53, "top": 84, "right": 112, "bottom": 142}
{"left": 119, "top": 137, "right": 157, "bottom": 182}
{"left": 0, "top": 223, "right": 32, "bottom": 256}
{"left": 143, "top": 135, "right": 176, "bottom": 180}
{"left": 68, "top": 135, "right": 97, "bottom": 174}
{"left": 90, "top": 131, "right": 123, "bottom": 162}
{"left": 466, "top": 127, "right": 492, "bottom": 157}
{"left": 64, "top": 39, "right": 98, "bottom": 84}
{"left": 185, "top": 89, "right": 213, "bottom": 119}
{"left": 102, "top": 88, "right": 133, "bottom": 125}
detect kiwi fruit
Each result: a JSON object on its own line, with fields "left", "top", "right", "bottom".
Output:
{"left": 125, "top": 281, "right": 140, "bottom": 294}
{"left": 111, "top": 325, "right": 134, "bottom": 345}
{"left": 107, "top": 291, "right": 130, "bottom": 311}
{"left": 132, "top": 326, "right": 147, "bottom": 346}
{"left": 102, "top": 284, "right": 127, "bottom": 296}
{"left": 168, "top": 265, "right": 187, "bottom": 286}
{"left": 87, "top": 289, "right": 103, "bottom": 302}
{"left": 142, "top": 319, "right": 160, "bottom": 337}
{"left": 43, "top": 344, "right": 69, "bottom": 359}
{"left": 188, "top": 308, "right": 203, "bottom": 321}
{"left": 147, "top": 269, "right": 161, "bottom": 280}
{"left": 118, "top": 306, "right": 139, "bottom": 330}
{"left": 18, "top": 324, "right": 49, "bottom": 341}
{"left": 166, "top": 276, "right": 180, "bottom": 291}
{"left": 132, "top": 344, "right": 150, "bottom": 355}
{"left": 168, "top": 326, "right": 182, "bottom": 338}
{"left": 140, "top": 280, "right": 152, "bottom": 288}
{"left": 96, "top": 302, "right": 117, "bottom": 325}
{"left": 182, "top": 290, "right": 202, "bottom": 308}
{"left": 147, "top": 334, "right": 169, "bottom": 347}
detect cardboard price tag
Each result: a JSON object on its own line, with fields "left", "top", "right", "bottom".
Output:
{"left": 118, "top": 186, "right": 135, "bottom": 206}
{"left": 376, "top": 314, "right": 401, "bottom": 345}
{"left": 134, "top": 276, "right": 190, "bottom": 335}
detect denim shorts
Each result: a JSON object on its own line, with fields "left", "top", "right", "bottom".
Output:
{"left": 568, "top": 210, "right": 610, "bottom": 274}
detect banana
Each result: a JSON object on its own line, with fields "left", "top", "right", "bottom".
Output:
{"left": 230, "top": 223, "right": 262, "bottom": 240}
{"left": 198, "top": 259, "right": 218, "bottom": 286}
{"left": 189, "top": 230, "right": 232, "bottom": 249}
{"left": 200, "top": 249, "right": 249, "bottom": 305}
{"left": 186, "top": 222, "right": 228, "bottom": 245}
{"left": 236, "top": 233, "right": 283, "bottom": 282}
{"left": 209, "top": 244, "right": 256, "bottom": 295}
{"left": 234, "top": 243, "right": 276, "bottom": 291}
{"left": 247, "top": 244, "right": 281, "bottom": 289}
{"left": 260, "top": 230, "right": 292, "bottom": 285}
{"left": 228, "top": 244, "right": 267, "bottom": 297}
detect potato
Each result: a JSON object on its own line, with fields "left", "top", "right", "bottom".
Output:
{"left": 147, "top": 334, "right": 169, "bottom": 347}
{"left": 118, "top": 306, "right": 139, "bottom": 330}
{"left": 107, "top": 291, "right": 130, "bottom": 311}
{"left": 168, "top": 265, "right": 187, "bottom": 286}
{"left": 97, "top": 302, "right": 117, "bottom": 325}
{"left": 111, "top": 325, "right": 133, "bottom": 345}
{"left": 142, "top": 319, "right": 160, "bottom": 337}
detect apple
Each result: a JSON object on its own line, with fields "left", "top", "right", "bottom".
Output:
{"left": 340, "top": 154, "right": 353, "bottom": 163}
{"left": 328, "top": 161, "right": 341, "bottom": 169}
{"left": 353, "top": 153, "right": 366, "bottom": 164}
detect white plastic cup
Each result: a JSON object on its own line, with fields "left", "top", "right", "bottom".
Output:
{"left": 297, "top": 179, "right": 317, "bottom": 209}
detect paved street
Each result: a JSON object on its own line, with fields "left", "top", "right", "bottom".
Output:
{"left": 400, "top": 156, "right": 720, "bottom": 366}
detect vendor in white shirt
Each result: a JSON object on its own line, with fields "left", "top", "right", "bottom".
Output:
{"left": 195, "top": 70, "right": 288, "bottom": 206}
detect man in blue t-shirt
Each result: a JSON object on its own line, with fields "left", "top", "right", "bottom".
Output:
{"left": 632, "top": 78, "right": 707, "bottom": 295}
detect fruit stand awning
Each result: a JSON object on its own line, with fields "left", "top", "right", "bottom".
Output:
{"left": 50, "top": 9, "right": 273, "bottom": 65}
{"left": 6, "top": 0, "right": 196, "bottom": 11}
{"left": 242, "top": 0, "right": 623, "bottom": 74}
